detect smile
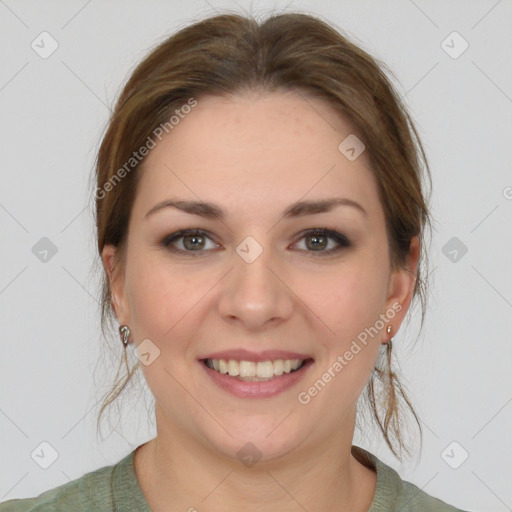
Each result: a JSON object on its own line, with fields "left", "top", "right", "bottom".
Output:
{"left": 205, "top": 358, "right": 305, "bottom": 380}
{"left": 200, "top": 357, "right": 314, "bottom": 398}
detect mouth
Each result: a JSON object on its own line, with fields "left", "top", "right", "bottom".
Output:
{"left": 199, "top": 357, "right": 314, "bottom": 398}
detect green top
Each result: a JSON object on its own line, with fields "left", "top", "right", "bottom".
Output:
{"left": 0, "top": 446, "right": 469, "bottom": 511}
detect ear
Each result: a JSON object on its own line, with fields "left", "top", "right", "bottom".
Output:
{"left": 101, "top": 244, "right": 128, "bottom": 324}
{"left": 382, "top": 236, "right": 420, "bottom": 342}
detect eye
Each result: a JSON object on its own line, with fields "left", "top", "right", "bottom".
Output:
{"left": 291, "top": 228, "right": 351, "bottom": 255}
{"left": 161, "top": 229, "right": 220, "bottom": 255}
{"left": 161, "top": 228, "right": 351, "bottom": 256}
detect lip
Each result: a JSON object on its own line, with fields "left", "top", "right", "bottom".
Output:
{"left": 198, "top": 349, "right": 313, "bottom": 362}
{"left": 199, "top": 358, "right": 314, "bottom": 399}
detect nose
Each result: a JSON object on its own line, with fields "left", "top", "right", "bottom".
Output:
{"left": 217, "top": 242, "right": 294, "bottom": 331}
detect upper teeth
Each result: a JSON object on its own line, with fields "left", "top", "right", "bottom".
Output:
{"left": 206, "top": 358, "right": 303, "bottom": 378}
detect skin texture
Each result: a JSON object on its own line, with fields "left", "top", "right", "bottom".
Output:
{"left": 102, "top": 90, "right": 419, "bottom": 511}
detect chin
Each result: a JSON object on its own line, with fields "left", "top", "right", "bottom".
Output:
{"left": 197, "top": 413, "right": 307, "bottom": 465}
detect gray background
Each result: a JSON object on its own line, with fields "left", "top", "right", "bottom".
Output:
{"left": 1, "top": 0, "right": 511, "bottom": 510}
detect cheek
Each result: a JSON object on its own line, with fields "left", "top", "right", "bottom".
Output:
{"left": 124, "top": 260, "right": 203, "bottom": 405}
{"left": 304, "top": 256, "right": 390, "bottom": 344}
{"left": 296, "top": 265, "right": 387, "bottom": 417}
{"left": 125, "top": 254, "right": 197, "bottom": 347}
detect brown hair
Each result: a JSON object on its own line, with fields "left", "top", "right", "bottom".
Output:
{"left": 93, "top": 11, "right": 431, "bottom": 459}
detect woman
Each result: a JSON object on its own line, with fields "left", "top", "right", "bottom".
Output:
{"left": 0, "top": 11, "right": 470, "bottom": 512}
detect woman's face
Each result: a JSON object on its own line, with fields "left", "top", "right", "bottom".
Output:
{"left": 103, "top": 91, "right": 417, "bottom": 462}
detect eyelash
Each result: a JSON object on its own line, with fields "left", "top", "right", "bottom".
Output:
{"left": 161, "top": 228, "right": 351, "bottom": 257}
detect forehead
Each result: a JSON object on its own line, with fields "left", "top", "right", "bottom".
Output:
{"left": 132, "top": 91, "right": 380, "bottom": 221}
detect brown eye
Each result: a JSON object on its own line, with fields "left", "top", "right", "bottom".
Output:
{"left": 305, "top": 233, "right": 328, "bottom": 251}
{"left": 293, "top": 229, "right": 351, "bottom": 255}
{"left": 162, "top": 229, "right": 219, "bottom": 254}
{"left": 182, "top": 233, "right": 206, "bottom": 250}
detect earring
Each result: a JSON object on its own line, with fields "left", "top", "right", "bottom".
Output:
{"left": 119, "top": 325, "right": 130, "bottom": 347}
{"left": 384, "top": 324, "right": 393, "bottom": 345}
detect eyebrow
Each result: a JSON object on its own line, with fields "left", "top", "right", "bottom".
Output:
{"left": 144, "top": 197, "right": 367, "bottom": 220}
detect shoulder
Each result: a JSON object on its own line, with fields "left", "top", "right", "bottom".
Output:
{"left": 352, "top": 446, "right": 471, "bottom": 512}
{"left": 0, "top": 455, "right": 124, "bottom": 512}
{"left": 393, "top": 478, "right": 469, "bottom": 511}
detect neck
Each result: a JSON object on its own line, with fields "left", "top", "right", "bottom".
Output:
{"left": 134, "top": 407, "right": 376, "bottom": 512}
